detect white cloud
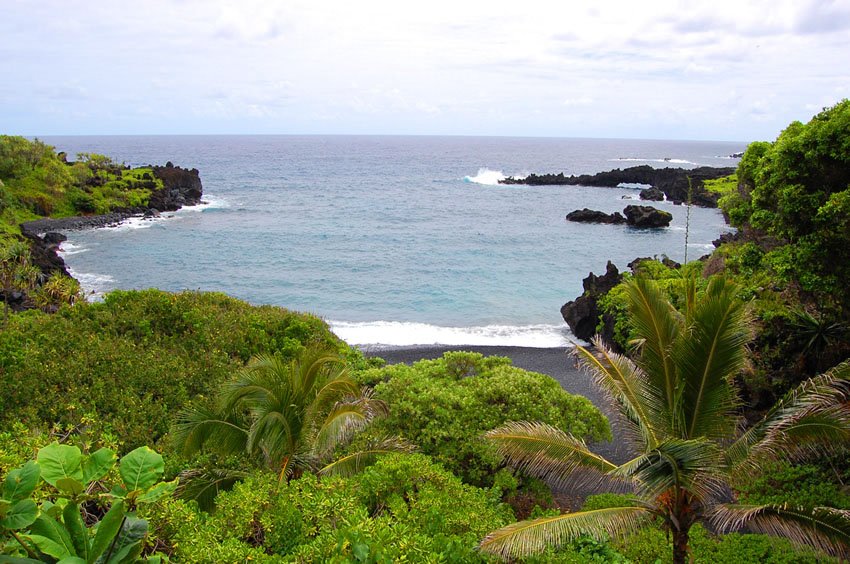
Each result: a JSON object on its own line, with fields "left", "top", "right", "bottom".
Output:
{"left": 0, "top": 0, "right": 848, "bottom": 139}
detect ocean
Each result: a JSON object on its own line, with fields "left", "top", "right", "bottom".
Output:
{"left": 41, "top": 135, "right": 742, "bottom": 348}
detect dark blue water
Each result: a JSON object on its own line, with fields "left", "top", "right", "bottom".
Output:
{"left": 42, "top": 135, "right": 741, "bottom": 346}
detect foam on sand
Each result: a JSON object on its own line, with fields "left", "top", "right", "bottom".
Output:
{"left": 328, "top": 320, "right": 576, "bottom": 348}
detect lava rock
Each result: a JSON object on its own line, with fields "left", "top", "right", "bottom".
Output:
{"left": 501, "top": 165, "right": 735, "bottom": 208}
{"left": 639, "top": 187, "right": 665, "bottom": 201}
{"left": 566, "top": 209, "right": 626, "bottom": 224}
{"left": 623, "top": 205, "right": 672, "bottom": 228}
{"left": 561, "top": 261, "right": 622, "bottom": 342}
{"left": 42, "top": 232, "right": 67, "bottom": 245}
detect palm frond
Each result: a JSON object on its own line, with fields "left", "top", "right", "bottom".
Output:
{"left": 479, "top": 506, "right": 652, "bottom": 560}
{"left": 613, "top": 438, "right": 726, "bottom": 503}
{"left": 710, "top": 503, "right": 850, "bottom": 559}
{"left": 175, "top": 467, "right": 250, "bottom": 512}
{"left": 318, "top": 437, "right": 417, "bottom": 477}
{"left": 727, "top": 361, "right": 850, "bottom": 470}
{"left": 626, "top": 277, "right": 681, "bottom": 427}
{"left": 171, "top": 404, "right": 249, "bottom": 458}
{"left": 484, "top": 421, "right": 618, "bottom": 491}
{"left": 576, "top": 339, "right": 666, "bottom": 450}
{"left": 312, "top": 400, "right": 373, "bottom": 456}
{"left": 675, "top": 276, "right": 750, "bottom": 441}
{"left": 248, "top": 410, "right": 296, "bottom": 465}
{"left": 306, "top": 377, "right": 363, "bottom": 423}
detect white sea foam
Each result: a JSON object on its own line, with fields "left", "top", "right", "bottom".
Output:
{"left": 328, "top": 320, "right": 576, "bottom": 348}
{"left": 68, "top": 268, "right": 116, "bottom": 300}
{"left": 610, "top": 157, "right": 697, "bottom": 165}
{"left": 57, "top": 242, "right": 88, "bottom": 256}
{"left": 463, "top": 168, "right": 507, "bottom": 185}
{"left": 175, "top": 194, "right": 230, "bottom": 213}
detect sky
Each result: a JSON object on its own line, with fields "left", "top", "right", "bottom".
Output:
{"left": 1, "top": 0, "right": 849, "bottom": 141}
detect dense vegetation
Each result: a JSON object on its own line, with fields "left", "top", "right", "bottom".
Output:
{"left": 483, "top": 276, "right": 850, "bottom": 563}
{"left": 0, "top": 289, "right": 344, "bottom": 448}
{"left": 599, "top": 101, "right": 850, "bottom": 408}
{"left": 0, "top": 136, "right": 159, "bottom": 239}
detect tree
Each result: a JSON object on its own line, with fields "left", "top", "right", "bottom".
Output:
{"left": 480, "top": 276, "right": 850, "bottom": 563}
{"left": 172, "top": 345, "right": 408, "bottom": 508}
{"left": 731, "top": 100, "right": 850, "bottom": 305}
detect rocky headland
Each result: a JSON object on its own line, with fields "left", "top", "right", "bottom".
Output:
{"left": 20, "top": 163, "right": 203, "bottom": 282}
{"left": 501, "top": 165, "right": 735, "bottom": 207}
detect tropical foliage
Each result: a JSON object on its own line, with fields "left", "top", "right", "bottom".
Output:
{"left": 356, "top": 351, "right": 610, "bottom": 487}
{"left": 0, "top": 289, "right": 348, "bottom": 448}
{"left": 140, "top": 453, "right": 514, "bottom": 562}
{"left": 172, "top": 345, "right": 407, "bottom": 508}
{"left": 481, "top": 276, "right": 850, "bottom": 563}
{"left": 0, "top": 442, "right": 174, "bottom": 563}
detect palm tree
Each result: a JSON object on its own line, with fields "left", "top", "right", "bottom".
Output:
{"left": 481, "top": 276, "right": 850, "bottom": 563}
{"left": 173, "top": 345, "right": 408, "bottom": 507}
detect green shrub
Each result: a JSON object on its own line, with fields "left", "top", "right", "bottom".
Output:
{"left": 357, "top": 352, "right": 610, "bottom": 487}
{"left": 733, "top": 460, "right": 850, "bottom": 509}
{"left": 144, "top": 453, "right": 513, "bottom": 562}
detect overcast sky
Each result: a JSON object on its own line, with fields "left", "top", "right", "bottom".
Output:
{"left": 2, "top": 0, "right": 848, "bottom": 141}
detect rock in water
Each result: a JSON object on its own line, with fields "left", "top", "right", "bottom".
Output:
{"left": 639, "top": 187, "right": 665, "bottom": 201}
{"left": 623, "top": 205, "right": 672, "bottom": 228}
{"left": 565, "top": 209, "right": 626, "bottom": 224}
{"left": 561, "top": 261, "right": 622, "bottom": 342}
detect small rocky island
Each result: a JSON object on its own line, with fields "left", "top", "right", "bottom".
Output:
{"left": 566, "top": 205, "right": 673, "bottom": 228}
{"left": 501, "top": 165, "right": 736, "bottom": 207}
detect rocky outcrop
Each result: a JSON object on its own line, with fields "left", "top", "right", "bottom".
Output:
{"left": 18, "top": 162, "right": 203, "bottom": 296}
{"left": 24, "top": 232, "right": 70, "bottom": 279}
{"left": 639, "top": 187, "right": 665, "bottom": 201}
{"left": 149, "top": 163, "right": 203, "bottom": 211}
{"left": 623, "top": 205, "right": 672, "bottom": 228}
{"left": 565, "top": 209, "right": 625, "bottom": 224}
{"left": 561, "top": 261, "right": 622, "bottom": 343}
{"left": 502, "top": 165, "right": 735, "bottom": 208}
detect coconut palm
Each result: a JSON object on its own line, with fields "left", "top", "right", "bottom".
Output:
{"left": 481, "top": 276, "right": 850, "bottom": 563}
{"left": 173, "top": 345, "right": 409, "bottom": 507}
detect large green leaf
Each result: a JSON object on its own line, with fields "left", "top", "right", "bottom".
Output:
{"left": 100, "top": 517, "right": 147, "bottom": 564}
{"left": 136, "top": 479, "right": 178, "bottom": 504}
{"left": 89, "top": 501, "right": 125, "bottom": 562}
{"left": 3, "top": 461, "right": 40, "bottom": 502}
{"left": 118, "top": 447, "right": 163, "bottom": 492}
{"left": 62, "top": 502, "right": 89, "bottom": 563}
{"left": 0, "top": 499, "right": 38, "bottom": 530}
{"left": 37, "top": 443, "right": 83, "bottom": 488}
{"left": 55, "top": 478, "right": 85, "bottom": 497}
{"left": 28, "top": 514, "right": 76, "bottom": 559}
{"left": 82, "top": 448, "right": 117, "bottom": 484}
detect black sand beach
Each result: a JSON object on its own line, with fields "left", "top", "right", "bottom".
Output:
{"left": 362, "top": 345, "right": 634, "bottom": 466}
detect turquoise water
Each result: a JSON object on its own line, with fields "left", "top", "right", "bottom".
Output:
{"left": 43, "top": 135, "right": 741, "bottom": 346}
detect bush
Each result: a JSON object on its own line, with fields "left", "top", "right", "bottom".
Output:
{"left": 733, "top": 460, "right": 850, "bottom": 509}
{"left": 144, "top": 453, "right": 513, "bottom": 562}
{"left": 356, "top": 352, "right": 610, "bottom": 487}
